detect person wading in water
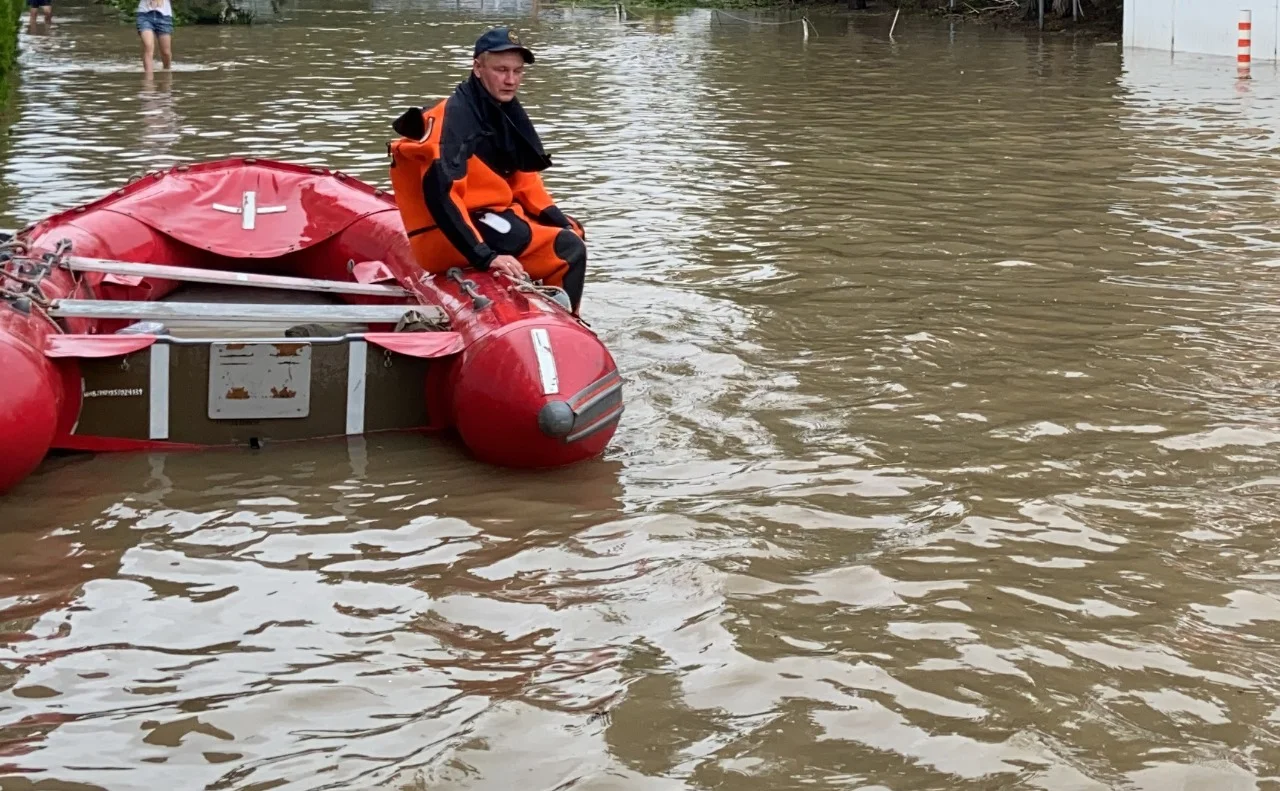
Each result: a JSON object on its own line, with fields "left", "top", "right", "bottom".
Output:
{"left": 136, "top": 0, "right": 174, "bottom": 76}
{"left": 387, "top": 27, "right": 588, "bottom": 313}
{"left": 26, "top": 0, "right": 53, "bottom": 30}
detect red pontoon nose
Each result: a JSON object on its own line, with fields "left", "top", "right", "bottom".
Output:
{"left": 450, "top": 319, "right": 623, "bottom": 468}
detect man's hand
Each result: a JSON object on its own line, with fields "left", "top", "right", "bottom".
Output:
{"left": 488, "top": 255, "right": 526, "bottom": 279}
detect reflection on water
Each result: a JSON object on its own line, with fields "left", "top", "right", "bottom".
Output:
{"left": 3, "top": 3, "right": 1280, "bottom": 789}
{"left": 139, "top": 72, "right": 180, "bottom": 163}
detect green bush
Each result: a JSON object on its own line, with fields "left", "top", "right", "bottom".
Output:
{"left": 0, "top": 0, "right": 21, "bottom": 106}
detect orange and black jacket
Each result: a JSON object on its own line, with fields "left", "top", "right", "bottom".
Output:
{"left": 390, "top": 75, "right": 576, "bottom": 270}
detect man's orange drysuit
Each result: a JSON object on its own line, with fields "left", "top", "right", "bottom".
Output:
{"left": 388, "top": 74, "right": 586, "bottom": 310}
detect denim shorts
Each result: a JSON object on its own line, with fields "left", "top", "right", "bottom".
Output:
{"left": 136, "top": 10, "right": 173, "bottom": 35}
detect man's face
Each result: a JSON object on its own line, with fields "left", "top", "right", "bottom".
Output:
{"left": 474, "top": 51, "right": 525, "bottom": 102}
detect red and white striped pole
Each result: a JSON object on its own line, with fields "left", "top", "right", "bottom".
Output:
{"left": 1239, "top": 9, "right": 1253, "bottom": 80}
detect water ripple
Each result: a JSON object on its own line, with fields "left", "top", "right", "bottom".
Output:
{"left": 2, "top": 5, "right": 1280, "bottom": 790}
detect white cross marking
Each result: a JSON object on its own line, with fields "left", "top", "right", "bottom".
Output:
{"left": 212, "top": 190, "right": 287, "bottom": 231}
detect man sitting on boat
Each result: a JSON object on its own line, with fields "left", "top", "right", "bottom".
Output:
{"left": 388, "top": 27, "right": 588, "bottom": 313}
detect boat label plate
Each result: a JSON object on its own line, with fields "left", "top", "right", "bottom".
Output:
{"left": 208, "top": 342, "right": 312, "bottom": 420}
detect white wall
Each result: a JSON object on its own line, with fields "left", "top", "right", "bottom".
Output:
{"left": 1125, "top": 0, "right": 1280, "bottom": 61}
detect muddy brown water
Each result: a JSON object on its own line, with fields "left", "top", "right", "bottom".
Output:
{"left": 1, "top": 3, "right": 1280, "bottom": 789}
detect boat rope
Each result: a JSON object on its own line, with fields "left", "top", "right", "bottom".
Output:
{"left": 513, "top": 280, "right": 573, "bottom": 311}
{"left": 0, "top": 236, "right": 65, "bottom": 323}
{"left": 491, "top": 269, "right": 573, "bottom": 311}
{"left": 0, "top": 269, "right": 53, "bottom": 307}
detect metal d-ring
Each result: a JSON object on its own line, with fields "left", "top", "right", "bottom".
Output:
{"left": 446, "top": 267, "right": 491, "bottom": 310}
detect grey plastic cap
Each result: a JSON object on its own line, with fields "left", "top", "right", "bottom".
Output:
{"left": 537, "top": 400, "right": 575, "bottom": 438}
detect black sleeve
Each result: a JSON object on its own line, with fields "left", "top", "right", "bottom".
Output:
{"left": 537, "top": 205, "right": 573, "bottom": 228}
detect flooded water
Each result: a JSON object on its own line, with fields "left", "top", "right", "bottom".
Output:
{"left": 3, "top": 2, "right": 1280, "bottom": 788}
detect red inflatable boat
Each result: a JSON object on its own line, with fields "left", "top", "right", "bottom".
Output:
{"left": 0, "top": 158, "right": 623, "bottom": 494}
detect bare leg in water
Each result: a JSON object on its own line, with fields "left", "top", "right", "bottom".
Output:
{"left": 26, "top": 2, "right": 51, "bottom": 28}
{"left": 139, "top": 28, "right": 156, "bottom": 76}
{"left": 158, "top": 32, "right": 172, "bottom": 70}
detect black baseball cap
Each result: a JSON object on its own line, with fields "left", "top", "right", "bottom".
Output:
{"left": 474, "top": 26, "right": 535, "bottom": 64}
